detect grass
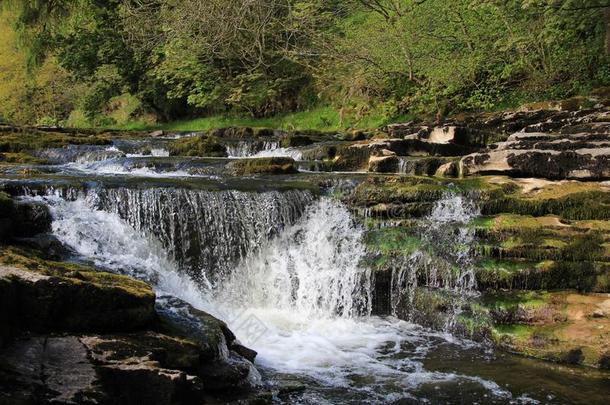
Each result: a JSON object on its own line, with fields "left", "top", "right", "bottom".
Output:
{"left": 111, "top": 106, "right": 415, "bottom": 133}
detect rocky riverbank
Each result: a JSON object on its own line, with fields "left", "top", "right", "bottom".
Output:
{"left": 0, "top": 197, "right": 264, "bottom": 404}
{"left": 0, "top": 94, "right": 609, "bottom": 402}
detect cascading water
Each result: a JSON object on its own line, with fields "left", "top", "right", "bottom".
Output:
{"left": 23, "top": 188, "right": 529, "bottom": 403}
{"left": 35, "top": 186, "right": 314, "bottom": 284}
{"left": 7, "top": 128, "right": 609, "bottom": 403}
{"left": 46, "top": 194, "right": 212, "bottom": 304}
{"left": 227, "top": 141, "right": 280, "bottom": 157}
{"left": 216, "top": 198, "right": 372, "bottom": 319}
{"left": 388, "top": 192, "right": 480, "bottom": 329}
{"left": 227, "top": 140, "right": 303, "bottom": 160}
{"left": 34, "top": 145, "right": 125, "bottom": 164}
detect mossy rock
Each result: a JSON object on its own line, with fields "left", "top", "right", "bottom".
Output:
{"left": 480, "top": 180, "right": 610, "bottom": 221}
{"left": 365, "top": 227, "right": 423, "bottom": 258}
{"left": 488, "top": 291, "right": 610, "bottom": 368}
{"left": 0, "top": 152, "right": 47, "bottom": 165}
{"left": 279, "top": 134, "right": 314, "bottom": 148}
{"left": 326, "top": 144, "right": 371, "bottom": 171}
{"left": 408, "top": 288, "right": 493, "bottom": 340}
{"left": 0, "top": 246, "right": 155, "bottom": 333}
{"left": 0, "top": 196, "right": 52, "bottom": 241}
{"left": 208, "top": 127, "right": 254, "bottom": 138}
{"left": 349, "top": 177, "right": 449, "bottom": 208}
{"left": 475, "top": 231, "right": 607, "bottom": 262}
{"left": 229, "top": 157, "right": 297, "bottom": 175}
{"left": 167, "top": 135, "right": 227, "bottom": 157}
{"left": 475, "top": 258, "right": 610, "bottom": 292}
{"left": 0, "top": 130, "right": 114, "bottom": 154}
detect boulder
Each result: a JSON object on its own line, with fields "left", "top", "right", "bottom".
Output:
{"left": 208, "top": 127, "right": 255, "bottom": 139}
{"left": 0, "top": 195, "right": 52, "bottom": 241}
{"left": 279, "top": 134, "right": 314, "bottom": 148}
{"left": 16, "top": 234, "right": 74, "bottom": 260}
{"left": 435, "top": 161, "right": 459, "bottom": 177}
{"left": 385, "top": 124, "right": 492, "bottom": 147}
{"left": 0, "top": 333, "right": 211, "bottom": 405}
{"left": 167, "top": 135, "right": 227, "bottom": 157}
{"left": 13, "top": 201, "right": 52, "bottom": 237}
{"left": 368, "top": 155, "right": 453, "bottom": 175}
{"left": 368, "top": 155, "right": 399, "bottom": 173}
{"left": 156, "top": 296, "right": 260, "bottom": 391}
{"left": 0, "top": 265, "right": 156, "bottom": 333}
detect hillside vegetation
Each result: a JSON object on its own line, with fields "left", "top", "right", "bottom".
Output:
{"left": 1, "top": 0, "right": 609, "bottom": 129}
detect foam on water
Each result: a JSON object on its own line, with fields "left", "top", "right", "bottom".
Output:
{"left": 227, "top": 140, "right": 303, "bottom": 160}
{"left": 252, "top": 147, "right": 303, "bottom": 160}
{"left": 66, "top": 160, "right": 195, "bottom": 178}
{"left": 24, "top": 191, "right": 528, "bottom": 402}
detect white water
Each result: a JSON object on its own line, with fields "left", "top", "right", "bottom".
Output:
{"left": 227, "top": 140, "right": 303, "bottom": 160}
{"left": 66, "top": 160, "right": 195, "bottom": 178}
{"left": 252, "top": 147, "right": 303, "bottom": 160}
{"left": 126, "top": 148, "right": 170, "bottom": 157}
{"left": 389, "top": 193, "right": 480, "bottom": 326}
{"left": 25, "top": 191, "right": 527, "bottom": 402}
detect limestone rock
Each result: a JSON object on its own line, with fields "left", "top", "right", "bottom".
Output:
{"left": 460, "top": 132, "right": 610, "bottom": 180}
{"left": 0, "top": 336, "right": 105, "bottom": 404}
{"left": 229, "top": 157, "right": 298, "bottom": 175}
{"left": 81, "top": 333, "right": 204, "bottom": 404}
{"left": 368, "top": 155, "right": 399, "bottom": 173}
{"left": 0, "top": 265, "right": 156, "bottom": 333}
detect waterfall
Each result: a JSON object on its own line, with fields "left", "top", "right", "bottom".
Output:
{"left": 34, "top": 145, "right": 125, "bottom": 164}
{"left": 23, "top": 187, "right": 529, "bottom": 401}
{"left": 46, "top": 195, "right": 212, "bottom": 305}
{"left": 227, "top": 140, "right": 303, "bottom": 160}
{"left": 389, "top": 192, "right": 480, "bottom": 327}
{"left": 226, "top": 141, "right": 280, "bottom": 157}
{"left": 45, "top": 186, "right": 315, "bottom": 284}
{"left": 216, "top": 197, "right": 372, "bottom": 319}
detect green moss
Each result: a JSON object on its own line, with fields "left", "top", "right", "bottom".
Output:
{"left": 279, "top": 134, "right": 313, "bottom": 148}
{"left": 0, "top": 130, "right": 115, "bottom": 154}
{"left": 0, "top": 246, "right": 153, "bottom": 299}
{"left": 229, "top": 157, "right": 297, "bottom": 175}
{"left": 489, "top": 291, "right": 610, "bottom": 368}
{"left": 494, "top": 323, "right": 534, "bottom": 339}
{"left": 483, "top": 290, "right": 551, "bottom": 310}
{"left": 0, "top": 152, "right": 47, "bottom": 164}
{"left": 350, "top": 176, "right": 448, "bottom": 207}
{"left": 483, "top": 191, "right": 610, "bottom": 220}
{"left": 476, "top": 258, "right": 609, "bottom": 292}
{"left": 365, "top": 227, "right": 423, "bottom": 256}
{"left": 167, "top": 135, "right": 227, "bottom": 157}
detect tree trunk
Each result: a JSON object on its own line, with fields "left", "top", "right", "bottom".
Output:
{"left": 606, "top": 7, "right": 610, "bottom": 55}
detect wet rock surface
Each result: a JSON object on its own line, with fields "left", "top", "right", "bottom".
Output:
{"left": 0, "top": 222, "right": 261, "bottom": 404}
{"left": 0, "top": 265, "right": 156, "bottom": 333}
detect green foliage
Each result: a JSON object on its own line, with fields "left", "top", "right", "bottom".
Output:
{"left": 1, "top": 0, "right": 609, "bottom": 126}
